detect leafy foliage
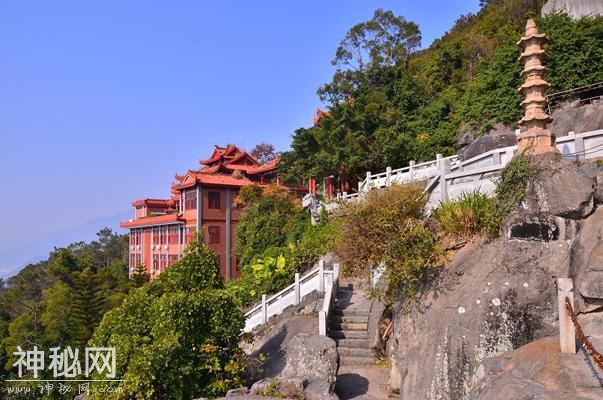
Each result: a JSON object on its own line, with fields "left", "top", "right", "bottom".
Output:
{"left": 492, "top": 153, "right": 537, "bottom": 222}
{"left": 89, "top": 240, "right": 245, "bottom": 400}
{"left": 231, "top": 186, "right": 338, "bottom": 306}
{"left": 433, "top": 190, "right": 497, "bottom": 239}
{"left": 336, "top": 184, "right": 443, "bottom": 301}
{"left": 0, "top": 229, "right": 131, "bottom": 399}
{"left": 281, "top": 1, "right": 603, "bottom": 190}
{"left": 249, "top": 142, "right": 278, "bottom": 164}
{"left": 234, "top": 185, "right": 310, "bottom": 268}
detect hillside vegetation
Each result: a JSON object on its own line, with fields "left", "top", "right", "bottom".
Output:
{"left": 280, "top": 0, "right": 603, "bottom": 187}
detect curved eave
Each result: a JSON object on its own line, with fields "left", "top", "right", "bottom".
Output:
{"left": 121, "top": 214, "right": 184, "bottom": 228}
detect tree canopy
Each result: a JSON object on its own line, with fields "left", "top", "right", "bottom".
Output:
{"left": 280, "top": 1, "right": 603, "bottom": 191}
{"left": 89, "top": 240, "right": 245, "bottom": 400}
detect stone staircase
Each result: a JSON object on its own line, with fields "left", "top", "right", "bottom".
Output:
{"left": 329, "top": 283, "right": 374, "bottom": 366}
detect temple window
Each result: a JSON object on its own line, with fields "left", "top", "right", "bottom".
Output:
{"left": 208, "top": 191, "right": 221, "bottom": 209}
{"left": 208, "top": 226, "right": 220, "bottom": 244}
{"left": 184, "top": 189, "right": 197, "bottom": 210}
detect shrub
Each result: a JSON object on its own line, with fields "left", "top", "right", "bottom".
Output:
{"left": 89, "top": 240, "right": 245, "bottom": 399}
{"left": 235, "top": 185, "right": 310, "bottom": 267}
{"left": 336, "top": 183, "right": 442, "bottom": 301}
{"left": 433, "top": 190, "right": 496, "bottom": 239}
{"left": 227, "top": 252, "right": 294, "bottom": 306}
{"left": 492, "top": 153, "right": 537, "bottom": 224}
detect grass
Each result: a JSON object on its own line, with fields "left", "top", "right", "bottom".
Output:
{"left": 433, "top": 190, "right": 496, "bottom": 239}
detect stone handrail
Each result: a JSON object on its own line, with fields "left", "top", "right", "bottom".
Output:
{"left": 244, "top": 259, "right": 332, "bottom": 332}
{"left": 334, "top": 128, "right": 603, "bottom": 207}
{"left": 319, "top": 263, "right": 340, "bottom": 336}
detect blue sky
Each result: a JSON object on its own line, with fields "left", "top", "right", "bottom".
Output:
{"left": 0, "top": 0, "right": 480, "bottom": 270}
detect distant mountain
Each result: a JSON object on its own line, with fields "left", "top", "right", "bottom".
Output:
{"left": 0, "top": 210, "right": 130, "bottom": 278}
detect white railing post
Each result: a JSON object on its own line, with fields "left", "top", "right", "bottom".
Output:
{"left": 438, "top": 157, "right": 451, "bottom": 202}
{"left": 319, "top": 260, "right": 325, "bottom": 292}
{"left": 365, "top": 171, "right": 372, "bottom": 191}
{"left": 261, "top": 294, "right": 268, "bottom": 324}
{"left": 558, "top": 278, "right": 576, "bottom": 354}
{"left": 294, "top": 273, "right": 300, "bottom": 305}
{"left": 319, "top": 311, "right": 327, "bottom": 336}
{"left": 342, "top": 191, "right": 347, "bottom": 200}
{"left": 571, "top": 131, "right": 585, "bottom": 161}
{"left": 386, "top": 166, "right": 392, "bottom": 187}
{"left": 409, "top": 160, "right": 415, "bottom": 181}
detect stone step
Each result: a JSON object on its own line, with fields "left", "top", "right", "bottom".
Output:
{"left": 335, "top": 338, "right": 369, "bottom": 348}
{"left": 340, "top": 356, "right": 375, "bottom": 366}
{"left": 337, "top": 347, "right": 374, "bottom": 357}
{"left": 330, "top": 315, "right": 369, "bottom": 324}
{"left": 330, "top": 330, "right": 368, "bottom": 340}
{"left": 333, "top": 308, "right": 370, "bottom": 317}
{"left": 329, "top": 322, "right": 368, "bottom": 331}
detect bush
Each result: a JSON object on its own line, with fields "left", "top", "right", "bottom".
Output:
{"left": 492, "top": 153, "right": 537, "bottom": 224}
{"left": 336, "top": 183, "right": 442, "bottom": 301}
{"left": 228, "top": 219, "right": 339, "bottom": 307}
{"left": 235, "top": 185, "right": 310, "bottom": 268}
{"left": 89, "top": 241, "right": 245, "bottom": 399}
{"left": 433, "top": 190, "right": 496, "bottom": 239}
{"left": 230, "top": 185, "right": 339, "bottom": 307}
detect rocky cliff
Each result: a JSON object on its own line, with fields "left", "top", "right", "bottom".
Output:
{"left": 388, "top": 155, "right": 603, "bottom": 399}
{"left": 542, "top": 0, "right": 603, "bottom": 19}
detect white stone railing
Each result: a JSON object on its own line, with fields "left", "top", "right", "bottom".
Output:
{"left": 333, "top": 128, "right": 603, "bottom": 208}
{"left": 319, "top": 263, "right": 340, "bottom": 336}
{"left": 243, "top": 259, "right": 334, "bottom": 332}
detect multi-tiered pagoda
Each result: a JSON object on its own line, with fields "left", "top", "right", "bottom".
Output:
{"left": 517, "top": 18, "right": 558, "bottom": 154}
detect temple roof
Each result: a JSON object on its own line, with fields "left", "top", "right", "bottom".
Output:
{"left": 121, "top": 213, "right": 183, "bottom": 228}
{"left": 247, "top": 158, "right": 280, "bottom": 174}
{"left": 132, "top": 198, "right": 172, "bottom": 207}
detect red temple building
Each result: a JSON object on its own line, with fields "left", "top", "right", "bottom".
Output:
{"left": 121, "top": 145, "right": 301, "bottom": 280}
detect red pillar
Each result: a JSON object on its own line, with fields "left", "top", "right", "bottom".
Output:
{"left": 326, "top": 176, "right": 334, "bottom": 200}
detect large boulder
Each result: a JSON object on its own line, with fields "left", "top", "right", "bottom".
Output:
{"left": 389, "top": 237, "right": 572, "bottom": 399}
{"left": 389, "top": 153, "right": 603, "bottom": 399}
{"left": 521, "top": 152, "right": 596, "bottom": 220}
{"left": 542, "top": 0, "right": 603, "bottom": 19}
{"left": 550, "top": 102, "right": 603, "bottom": 137}
{"left": 570, "top": 206, "right": 603, "bottom": 310}
{"left": 458, "top": 123, "right": 517, "bottom": 160}
{"left": 280, "top": 333, "right": 340, "bottom": 390}
{"left": 468, "top": 336, "right": 603, "bottom": 400}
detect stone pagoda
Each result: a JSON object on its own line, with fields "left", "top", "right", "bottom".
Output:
{"left": 516, "top": 19, "right": 558, "bottom": 154}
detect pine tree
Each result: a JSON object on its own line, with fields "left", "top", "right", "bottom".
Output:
{"left": 131, "top": 264, "right": 150, "bottom": 288}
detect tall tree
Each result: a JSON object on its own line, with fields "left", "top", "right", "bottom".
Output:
{"left": 250, "top": 142, "right": 277, "bottom": 164}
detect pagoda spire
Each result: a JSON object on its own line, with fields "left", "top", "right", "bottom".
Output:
{"left": 516, "top": 18, "right": 558, "bottom": 154}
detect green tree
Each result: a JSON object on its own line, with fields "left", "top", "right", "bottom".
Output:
{"left": 234, "top": 185, "right": 310, "bottom": 267}
{"left": 130, "top": 264, "right": 150, "bottom": 288}
{"left": 89, "top": 240, "right": 245, "bottom": 399}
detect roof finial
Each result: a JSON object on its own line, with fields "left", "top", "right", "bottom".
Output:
{"left": 516, "top": 18, "right": 558, "bottom": 154}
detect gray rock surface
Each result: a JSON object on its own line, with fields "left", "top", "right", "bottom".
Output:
{"left": 389, "top": 154, "right": 603, "bottom": 399}
{"left": 459, "top": 123, "right": 517, "bottom": 160}
{"left": 367, "top": 300, "right": 386, "bottom": 351}
{"left": 570, "top": 207, "right": 603, "bottom": 308}
{"left": 280, "top": 333, "right": 340, "bottom": 390}
{"left": 542, "top": 0, "right": 603, "bottom": 18}
{"left": 457, "top": 130, "right": 476, "bottom": 148}
{"left": 550, "top": 102, "right": 603, "bottom": 137}
{"left": 389, "top": 237, "right": 572, "bottom": 399}
{"left": 304, "top": 380, "right": 341, "bottom": 400}
{"left": 468, "top": 336, "right": 603, "bottom": 400}
{"left": 522, "top": 152, "right": 596, "bottom": 219}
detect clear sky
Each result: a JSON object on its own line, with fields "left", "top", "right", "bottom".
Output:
{"left": 0, "top": 0, "right": 480, "bottom": 266}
